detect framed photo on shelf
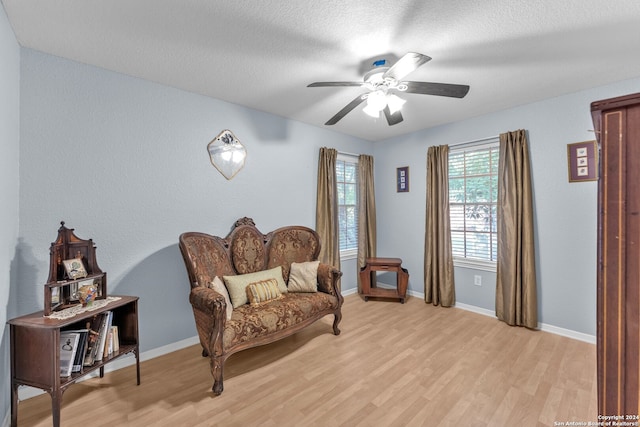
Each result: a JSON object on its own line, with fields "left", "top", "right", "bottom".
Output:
{"left": 397, "top": 166, "right": 409, "bottom": 192}
{"left": 63, "top": 258, "right": 88, "bottom": 280}
{"left": 567, "top": 140, "right": 598, "bottom": 182}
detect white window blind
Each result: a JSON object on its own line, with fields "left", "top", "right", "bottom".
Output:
{"left": 448, "top": 140, "right": 499, "bottom": 267}
{"left": 336, "top": 154, "right": 358, "bottom": 254}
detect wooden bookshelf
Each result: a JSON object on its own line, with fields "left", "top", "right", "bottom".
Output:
{"left": 8, "top": 295, "right": 140, "bottom": 427}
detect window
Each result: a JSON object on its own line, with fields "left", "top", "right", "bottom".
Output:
{"left": 336, "top": 154, "right": 358, "bottom": 258}
{"left": 448, "top": 140, "right": 499, "bottom": 270}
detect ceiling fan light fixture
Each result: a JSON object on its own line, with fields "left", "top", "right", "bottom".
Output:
{"left": 366, "top": 89, "right": 388, "bottom": 111}
{"left": 387, "top": 94, "right": 406, "bottom": 114}
{"left": 363, "top": 103, "right": 381, "bottom": 118}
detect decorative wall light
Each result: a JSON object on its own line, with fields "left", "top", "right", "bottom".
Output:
{"left": 207, "top": 129, "right": 247, "bottom": 180}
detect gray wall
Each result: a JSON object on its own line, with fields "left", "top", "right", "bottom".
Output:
{"left": 16, "top": 49, "right": 369, "bottom": 356}
{"left": 0, "top": 3, "right": 20, "bottom": 425}
{"left": 373, "top": 77, "right": 640, "bottom": 336}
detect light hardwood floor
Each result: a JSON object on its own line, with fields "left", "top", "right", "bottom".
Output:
{"left": 16, "top": 294, "right": 597, "bottom": 426}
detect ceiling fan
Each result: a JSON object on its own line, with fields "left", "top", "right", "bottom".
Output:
{"left": 308, "top": 52, "right": 470, "bottom": 126}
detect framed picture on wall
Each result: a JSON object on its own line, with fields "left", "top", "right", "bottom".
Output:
{"left": 397, "top": 166, "right": 409, "bottom": 192}
{"left": 567, "top": 140, "right": 598, "bottom": 182}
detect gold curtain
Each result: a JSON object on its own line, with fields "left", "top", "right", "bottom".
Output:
{"left": 424, "top": 145, "right": 455, "bottom": 307}
{"left": 316, "top": 147, "right": 341, "bottom": 272}
{"left": 495, "top": 130, "right": 538, "bottom": 328}
{"left": 357, "top": 154, "right": 376, "bottom": 291}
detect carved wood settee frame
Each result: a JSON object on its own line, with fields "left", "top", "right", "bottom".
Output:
{"left": 179, "top": 217, "right": 343, "bottom": 394}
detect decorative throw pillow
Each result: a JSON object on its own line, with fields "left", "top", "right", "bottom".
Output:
{"left": 209, "top": 276, "right": 233, "bottom": 320}
{"left": 223, "top": 266, "right": 287, "bottom": 308}
{"left": 246, "top": 278, "right": 282, "bottom": 305}
{"left": 287, "top": 260, "right": 320, "bottom": 293}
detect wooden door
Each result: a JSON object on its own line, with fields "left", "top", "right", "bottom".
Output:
{"left": 591, "top": 92, "right": 640, "bottom": 417}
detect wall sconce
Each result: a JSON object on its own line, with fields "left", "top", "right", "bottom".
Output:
{"left": 207, "top": 129, "right": 247, "bottom": 180}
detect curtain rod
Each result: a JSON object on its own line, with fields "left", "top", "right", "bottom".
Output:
{"left": 338, "top": 150, "right": 361, "bottom": 157}
{"left": 448, "top": 135, "right": 500, "bottom": 148}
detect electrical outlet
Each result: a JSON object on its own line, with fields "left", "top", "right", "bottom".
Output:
{"left": 474, "top": 275, "right": 482, "bottom": 286}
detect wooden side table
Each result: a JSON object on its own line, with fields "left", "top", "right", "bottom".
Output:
{"left": 359, "top": 257, "right": 409, "bottom": 303}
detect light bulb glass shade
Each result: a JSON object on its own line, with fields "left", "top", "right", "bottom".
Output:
{"left": 363, "top": 104, "right": 381, "bottom": 118}
{"left": 366, "top": 89, "right": 387, "bottom": 111}
{"left": 386, "top": 94, "right": 406, "bottom": 114}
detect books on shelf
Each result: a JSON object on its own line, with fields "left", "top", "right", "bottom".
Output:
{"left": 104, "top": 325, "right": 119, "bottom": 357}
{"left": 94, "top": 311, "right": 112, "bottom": 362}
{"left": 83, "top": 314, "right": 103, "bottom": 366}
{"left": 82, "top": 310, "right": 118, "bottom": 366}
{"left": 59, "top": 331, "right": 81, "bottom": 377}
{"left": 63, "top": 329, "right": 89, "bottom": 373}
{"left": 61, "top": 311, "right": 122, "bottom": 372}
{"left": 111, "top": 325, "right": 120, "bottom": 353}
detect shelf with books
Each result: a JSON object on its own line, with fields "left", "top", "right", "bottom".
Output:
{"left": 8, "top": 295, "right": 140, "bottom": 427}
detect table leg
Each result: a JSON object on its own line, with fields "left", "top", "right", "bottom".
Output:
{"left": 51, "top": 391, "right": 61, "bottom": 427}
{"left": 135, "top": 346, "right": 141, "bottom": 385}
{"left": 11, "top": 381, "right": 18, "bottom": 427}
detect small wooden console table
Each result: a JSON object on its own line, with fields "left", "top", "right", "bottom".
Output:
{"left": 359, "top": 257, "right": 409, "bottom": 303}
{"left": 8, "top": 295, "right": 140, "bottom": 427}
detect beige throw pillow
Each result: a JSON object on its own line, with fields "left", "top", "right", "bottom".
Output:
{"left": 246, "top": 278, "right": 282, "bottom": 305}
{"left": 223, "top": 266, "right": 287, "bottom": 308}
{"left": 287, "top": 261, "right": 320, "bottom": 293}
{"left": 209, "top": 276, "right": 233, "bottom": 320}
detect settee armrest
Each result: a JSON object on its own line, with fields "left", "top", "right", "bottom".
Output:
{"left": 189, "top": 286, "right": 227, "bottom": 357}
{"left": 317, "top": 263, "right": 343, "bottom": 297}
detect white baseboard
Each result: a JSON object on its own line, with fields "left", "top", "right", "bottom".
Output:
{"left": 537, "top": 323, "right": 596, "bottom": 344}
{"left": 452, "top": 301, "right": 595, "bottom": 344}
{"left": 350, "top": 284, "right": 596, "bottom": 344}
{"left": 342, "top": 287, "right": 358, "bottom": 296}
{"left": 453, "top": 301, "right": 495, "bottom": 317}
{"left": 17, "top": 335, "right": 201, "bottom": 402}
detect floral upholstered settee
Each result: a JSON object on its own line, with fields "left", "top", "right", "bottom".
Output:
{"left": 179, "top": 217, "right": 343, "bottom": 395}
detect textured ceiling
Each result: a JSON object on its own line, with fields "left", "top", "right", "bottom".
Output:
{"left": 3, "top": 0, "right": 640, "bottom": 141}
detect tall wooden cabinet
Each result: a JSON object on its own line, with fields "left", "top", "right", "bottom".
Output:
{"left": 591, "top": 92, "right": 640, "bottom": 417}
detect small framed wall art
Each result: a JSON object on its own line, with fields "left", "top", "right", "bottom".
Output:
{"left": 397, "top": 166, "right": 409, "bottom": 192}
{"left": 567, "top": 140, "right": 598, "bottom": 182}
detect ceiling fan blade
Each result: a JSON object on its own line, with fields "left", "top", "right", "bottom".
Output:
{"left": 382, "top": 52, "right": 431, "bottom": 81}
{"left": 308, "top": 82, "right": 364, "bottom": 87}
{"left": 383, "top": 106, "right": 403, "bottom": 126}
{"left": 324, "top": 94, "right": 367, "bottom": 125}
{"left": 403, "top": 81, "right": 470, "bottom": 98}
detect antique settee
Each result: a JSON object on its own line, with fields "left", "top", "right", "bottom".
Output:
{"left": 179, "top": 217, "right": 343, "bottom": 395}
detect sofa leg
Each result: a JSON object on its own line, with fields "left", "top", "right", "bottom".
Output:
{"left": 333, "top": 312, "right": 342, "bottom": 335}
{"left": 210, "top": 356, "right": 224, "bottom": 395}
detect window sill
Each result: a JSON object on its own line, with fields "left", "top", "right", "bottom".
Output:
{"left": 453, "top": 257, "right": 497, "bottom": 272}
{"left": 340, "top": 249, "right": 357, "bottom": 261}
